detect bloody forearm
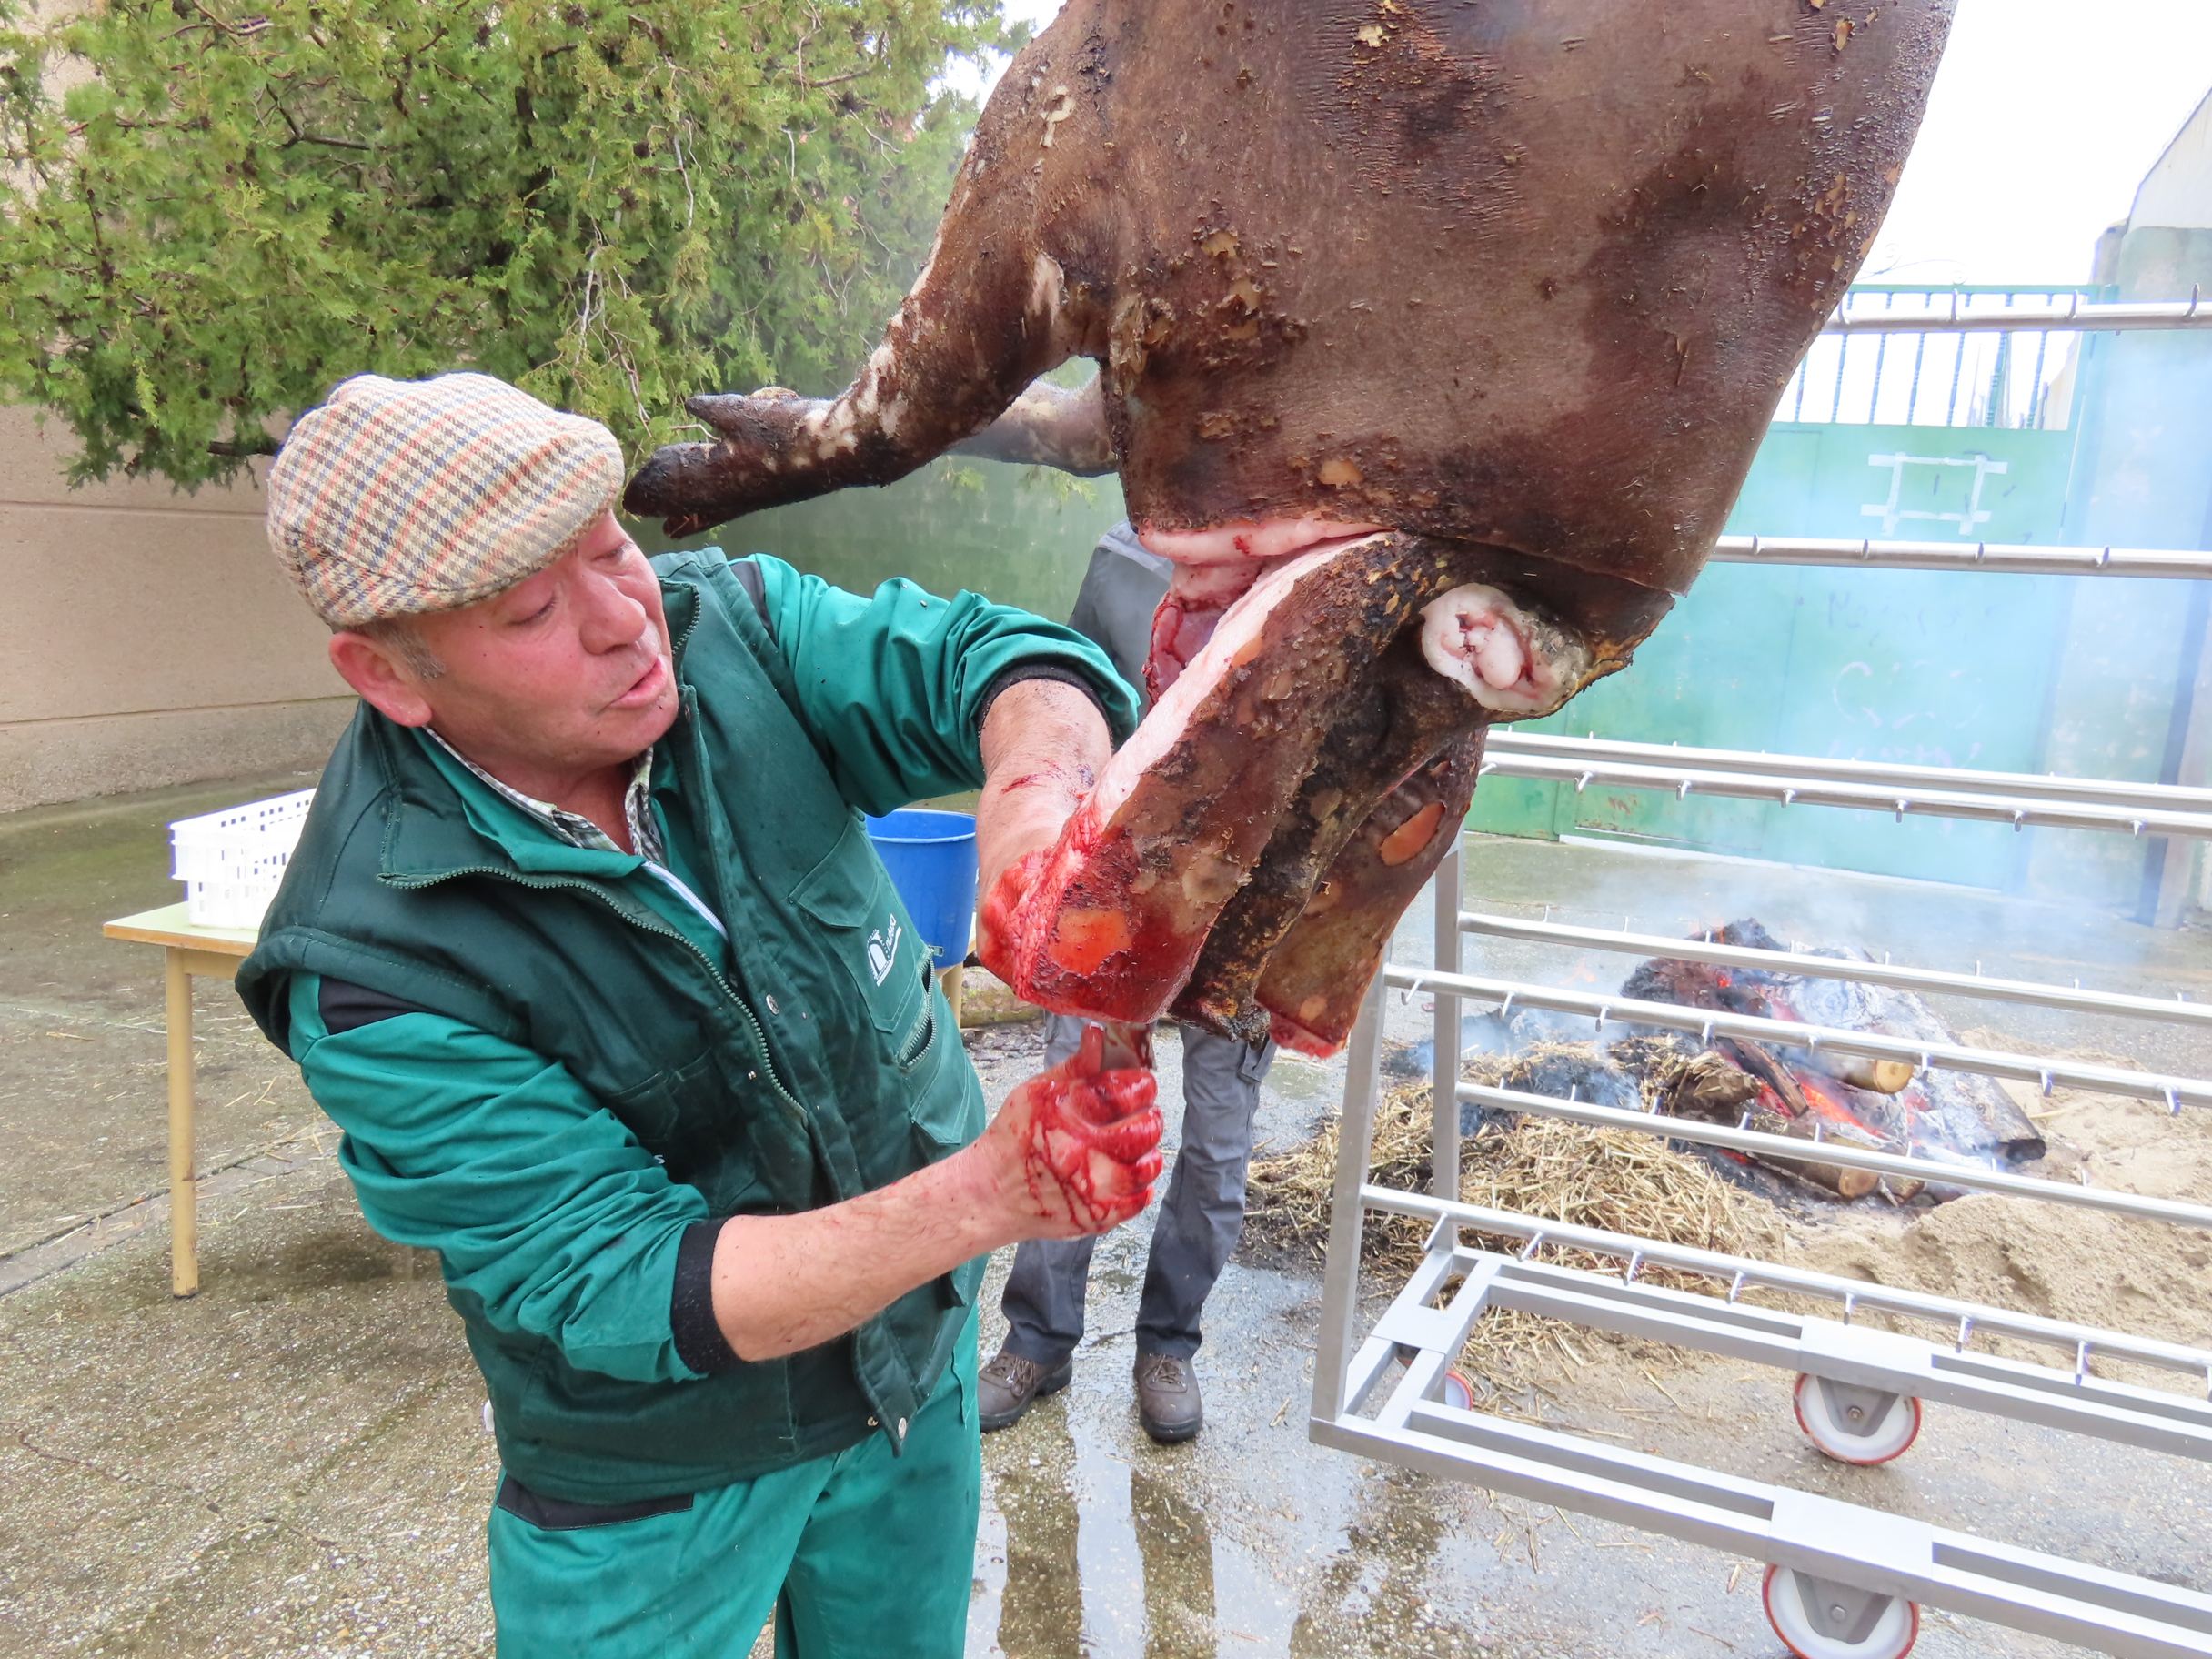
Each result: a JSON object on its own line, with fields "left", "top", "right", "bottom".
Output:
{"left": 707, "top": 1147, "right": 1010, "bottom": 1362}
{"left": 975, "top": 677, "right": 1113, "bottom": 908}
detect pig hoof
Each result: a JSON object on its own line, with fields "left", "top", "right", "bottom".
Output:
{"left": 1420, "top": 584, "right": 1590, "bottom": 719}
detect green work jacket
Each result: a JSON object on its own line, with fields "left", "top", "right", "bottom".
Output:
{"left": 236, "top": 548, "right": 1136, "bottom": 1503}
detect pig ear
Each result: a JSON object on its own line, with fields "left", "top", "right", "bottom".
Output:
{"left": 1253, "top": 737, "right": 1486, "bottom": 1058}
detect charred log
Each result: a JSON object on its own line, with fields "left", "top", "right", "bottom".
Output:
{"left": 1624, "top": 923, "right": 2045, "bottom": 1165}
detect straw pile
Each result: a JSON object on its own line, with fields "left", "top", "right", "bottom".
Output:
{"left": 1245, "top": 1069, "right": 1779, "bottom": 1386}
{"left": 1458, "top": 1033, "right": 1692, "bottom": 1110}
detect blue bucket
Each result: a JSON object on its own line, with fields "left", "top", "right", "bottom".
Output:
{"left": 864, "top": 809, "right": 980, "bottom": 966}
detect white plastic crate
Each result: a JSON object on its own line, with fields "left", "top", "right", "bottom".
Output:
{"left": 168, "top": 789, "right": 316, "bottom": 930}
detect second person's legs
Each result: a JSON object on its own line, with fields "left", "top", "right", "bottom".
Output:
{"left": 1131, "top": 1024, "right": 1272, "bottom": 1441}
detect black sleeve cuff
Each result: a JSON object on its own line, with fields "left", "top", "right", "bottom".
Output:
{"left": 669, "top": 1219, "right": 739, "bottom": 1375}
{"left": 976, "top": 662, "right": 1114, "bottom": 737}
{"left": 318, "top": 978, "right": 437, "bottom": 1034}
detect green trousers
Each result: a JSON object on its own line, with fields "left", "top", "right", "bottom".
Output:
{"left": 488, "top": 1320, "right": 980, "bottom": 1658}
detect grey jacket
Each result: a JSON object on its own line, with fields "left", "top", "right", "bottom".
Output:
{"left": 1066, "top": 521, "right": 1172, "bottom": 714}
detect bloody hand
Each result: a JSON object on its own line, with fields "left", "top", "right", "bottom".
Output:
{"left": 986, "top": 1023, "right": 1163, "bottom": 1239}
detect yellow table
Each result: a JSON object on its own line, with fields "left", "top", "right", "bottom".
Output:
{"left": 102, "top": 902, "right": 258, "bottom": 1298}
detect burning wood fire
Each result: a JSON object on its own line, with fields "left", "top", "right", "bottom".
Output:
{"left": 1413, "top": 920, "right": 2047, "bottom": 1208}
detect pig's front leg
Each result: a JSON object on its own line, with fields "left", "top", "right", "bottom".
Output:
{"left": 951, "top": 377, "right": 1114, "bottom": 475}
{"left": 1255, "top": 736, "right": 1485, "bottom": 1056}
{"left": 625, "top": 44, "right": 1108, "bottom": 536}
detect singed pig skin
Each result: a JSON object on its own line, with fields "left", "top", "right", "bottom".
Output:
{"left": 625, "top": 0, "right": 1954, "bottom": 1051}
{"left": 1256, "top": 735, "right": 1487, "bottom": 1055}
{"left": 628, "top": 0, "right": 1953, "bottom": 598}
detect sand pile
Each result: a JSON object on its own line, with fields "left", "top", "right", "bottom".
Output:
{"left": 1793, "top": 1067, "right": 2212, "bottom": 1368}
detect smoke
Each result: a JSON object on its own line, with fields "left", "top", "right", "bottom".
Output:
{"left": 1429, "top": 825, "right": 2212, "bottom": 1089}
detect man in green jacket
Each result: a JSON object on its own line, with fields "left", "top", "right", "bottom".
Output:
{"left": 236, "top": 372, "right": 1162, "bottom": 1657}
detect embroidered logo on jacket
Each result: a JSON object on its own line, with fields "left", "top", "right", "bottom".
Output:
{"left": 866, "top": 916, "right": 903, "bottom": 987}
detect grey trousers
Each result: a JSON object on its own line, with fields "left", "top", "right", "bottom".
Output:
{"left": 1000, "top": 1014, "right": 1274, "bottom": 1365}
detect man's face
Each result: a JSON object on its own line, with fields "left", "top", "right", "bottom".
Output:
{"left": 395, "top": 511, "right": 679, "bottom": 784}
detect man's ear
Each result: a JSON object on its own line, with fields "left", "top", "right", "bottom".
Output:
{"left": 329, "top": 632, "right": 436, "bottom": 728}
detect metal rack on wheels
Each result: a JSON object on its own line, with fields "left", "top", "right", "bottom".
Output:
{"left": 1313, "top": 834, "right": 2212, "bottom": 1657}
{"left": 1307, "top": 297, "right": 2212, "bottom": 1659}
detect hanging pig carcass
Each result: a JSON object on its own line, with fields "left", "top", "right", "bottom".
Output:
{"left": 626, "top": 0, "right": 1957, "bottom": 1055}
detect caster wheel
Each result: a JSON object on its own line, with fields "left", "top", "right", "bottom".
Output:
{"left": 1764, "top": 1564, "right": 1918, "bottom": 1659}
{"left": 1441, "top": 1368, "right": 1474, "bottom": 1411}
{"left": 1794, "top": 1372, "right": 1921, "bottom": 1465}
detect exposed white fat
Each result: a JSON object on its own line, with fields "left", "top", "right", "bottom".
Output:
{"left": 807, "top": 399, "right": 857, "bottom": 440}
{"left": 1420, "top": 583, "right": 1590, "bottom": 718}
{"left": 1090, "top": 536, "right": 1387, "bottom": 821}
{"left": 1135, "top": 516, "right": 1388, "bottom": 566}
{"left": 1039, "top": 85, "right": 1073, "bottom": 147}
{"left": 1162, "top": 561, "right": 1267, "bottom": 611}
{"left": 1028, "top": 252, "right": 1066, "bottom": 319}
{"left": 907, "top": 231, "right": 945, "bottom": 303}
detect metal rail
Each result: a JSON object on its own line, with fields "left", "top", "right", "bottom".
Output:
{"left": 1788, "top": 287, "right": 2208, "bottom": 436}
{"left": 1710, "top": 534, "right": 2212, "bottom": 579}
{"left": 1317, "top": 751, "right": 2212, "bottom": 1651}
{"left": 1487, "top": 733, "right": 2212, "bottom": 813}
{"left": 1478, "top": 754, "right": 2212, "bottom": 839}
{"left": 1458, "top": 1081, "right": 2212, "bottom": 1232}
{"left": 1823, "top": 295, "right": 2212, "bottom": 334}
{"left": 1341, "top": 1242, "right": 2212, "bottom": 1464}
{"left": 1361, "top": 1185, "right": 2212, "bottom": 1383}
{"left": 1456, "top": 910, "right": 2212, "bottom": 1029}
{"left": 1382, "top": 963, "right": 2212, "bottom": 1111}
{"left": 1314, "top": 1403, "right": 2212, "bottom": 1659}
{"left": 1476, "top": 1255, "right": 2212, "bottom": 1461}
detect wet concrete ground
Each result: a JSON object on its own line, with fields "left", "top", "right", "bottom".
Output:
{"left": 3, "top": 775, "right": 2210, "bottom": 1656}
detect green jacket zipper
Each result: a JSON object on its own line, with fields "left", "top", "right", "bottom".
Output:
{"left": 895, "top": 999, "right": 937, "bottom": 1070}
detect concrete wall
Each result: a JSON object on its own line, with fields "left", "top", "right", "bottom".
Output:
{"left": 2132, "top": 89, "right": 2212, "bottom": 233}
{"left": 2040, "top": 125, "right": 2212, "bottom": 918}
{"left": 0, "top": 407, "right": 351, "bottom": 814}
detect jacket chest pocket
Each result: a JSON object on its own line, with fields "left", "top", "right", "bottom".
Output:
{"left": 789, "top": 816, "right": 928, "bottom": 1040}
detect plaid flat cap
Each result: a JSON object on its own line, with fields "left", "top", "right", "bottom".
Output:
{"left": 266, "top": 373, "right": 626, "bottom": 628}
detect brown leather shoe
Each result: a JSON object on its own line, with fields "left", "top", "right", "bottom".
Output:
{"left": 1133, "top": 1351, "right": 1202, "bottom": 1443}
{"left": 978, "top": 1347, "right": 1073, "bottom": 1432}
